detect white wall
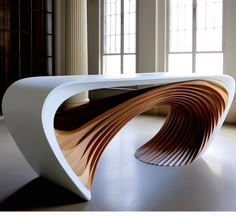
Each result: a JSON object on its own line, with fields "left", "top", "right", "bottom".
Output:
{"left": 157, "top": 0, "right": 167, "bottom": 72}
{"left": 137, "top": 0, "right": 166, "bottom": 73}
{"left": 224, "top": 0, "right": 236, "bottom": 80}
{"left": 223, "top": 0, "right": 236, "bottom": 123}
{"left": 137, "top": 0, "right": 158, "bottom": 73}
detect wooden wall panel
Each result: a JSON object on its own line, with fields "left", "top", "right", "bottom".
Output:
{"left": 0, "top": 0, "right": 55, "bottom": 113}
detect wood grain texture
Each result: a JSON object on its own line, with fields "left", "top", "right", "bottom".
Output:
{"left": 54, "top": 80, "right": 228, "bottom": 190}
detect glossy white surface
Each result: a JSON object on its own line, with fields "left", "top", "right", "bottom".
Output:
{"left": 1, "top": 73, "right": 235, "bottom": 201}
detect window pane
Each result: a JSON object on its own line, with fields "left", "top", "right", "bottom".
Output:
{"left": 47, "top": 57, "right": 53, "bottom": 76}
{"left": 124, "top": 0, "right": 136, "bottom": 13}
{"left": 103, "top": 55, "right": 121, "bottom": 75}
{"left": 46, "top": 13, "right": 53, "bottom": 34}
{"left": 197, "top": 0, "right": 223, "bottom": 51}
{"left": 46, "top": 35, "right": 52, "bottom": 56}
{"left": 124, "top": 34, "right": 135, "bottom": 53}
{"left": 196, "top": 53, "right": 223, "bottom": 74}
{"left": 123, "top": 54, "right": 135, "bottom": 75}
{"left": 104, "top": 0, "right": 121, "bottom": 54}
{"left": 102, "top": 0, "right": 136, "bottom": 75}
{"left": 46, "top": 0, "right": 53, "bottom": 12}
{"left": 168, "top": 54, "right": 192, "bottom": 73}
{"left": 124, "top": 0, "right": 136, "bottom": 53}
{"left": 169, "top": 0, "right": 192, "bottom": 52}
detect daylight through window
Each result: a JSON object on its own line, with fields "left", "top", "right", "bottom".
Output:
{"left": 168, "top": 0, "right": 224, "bottom": 74}
{"left": 102, "top": 0, "right": 136, "bottom": 75}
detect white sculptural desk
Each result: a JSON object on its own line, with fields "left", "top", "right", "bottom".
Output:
{"left": 2, "top": 73, "right": 235, "bottom": 200}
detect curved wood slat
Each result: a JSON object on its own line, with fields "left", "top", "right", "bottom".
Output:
{"left": 54, "top": 80, "right": 228, "bottom": 190}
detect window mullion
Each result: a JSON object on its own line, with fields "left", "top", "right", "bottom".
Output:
{"left": 101, "top": 0, "right": 104, "bottom": 74}
{"left": 121, "top": 0, "right": 124, "bottom": 74}
{"left": 166, "top": 0, "right": 170, "bottom": 71}
{"left": 192, "top": 0, "right": 197, "bottom": 73}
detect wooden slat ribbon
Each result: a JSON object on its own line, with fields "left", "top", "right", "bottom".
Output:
{"left": 54, "top": 80, "right": 228, "bottom": 189}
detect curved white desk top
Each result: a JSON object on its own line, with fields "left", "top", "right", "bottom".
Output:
{"left": 2, "top": 73, "right": 235, "bottom": 200}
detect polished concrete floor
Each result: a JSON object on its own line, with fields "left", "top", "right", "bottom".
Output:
{"left": 0, "top": 115, "right": 236, "bottom": 211}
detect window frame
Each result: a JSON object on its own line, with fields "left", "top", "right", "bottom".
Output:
{"left": 166, "top": 0, "right": 225, "bottom": 73}
{"left": 100, "top": 0, "right": 137, "bottom": 75}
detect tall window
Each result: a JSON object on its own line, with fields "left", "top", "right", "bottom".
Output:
{"left": 101, "top": 0, "right": 136, "bottom": 75}
{"left": 168, "top": 0, "right": 224, "bottom": 74}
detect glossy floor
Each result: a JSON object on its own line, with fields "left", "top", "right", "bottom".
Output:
{"left": 0, "top": 115, "right": 236, "bottom": 211}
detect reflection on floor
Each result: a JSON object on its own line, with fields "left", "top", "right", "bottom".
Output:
{"left": 0, "top": 115, "right": 236, "bottom": 211}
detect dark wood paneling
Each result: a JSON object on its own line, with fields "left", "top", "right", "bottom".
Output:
{"left": 0, "top": 0, "right": 55, "bottom": 113}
